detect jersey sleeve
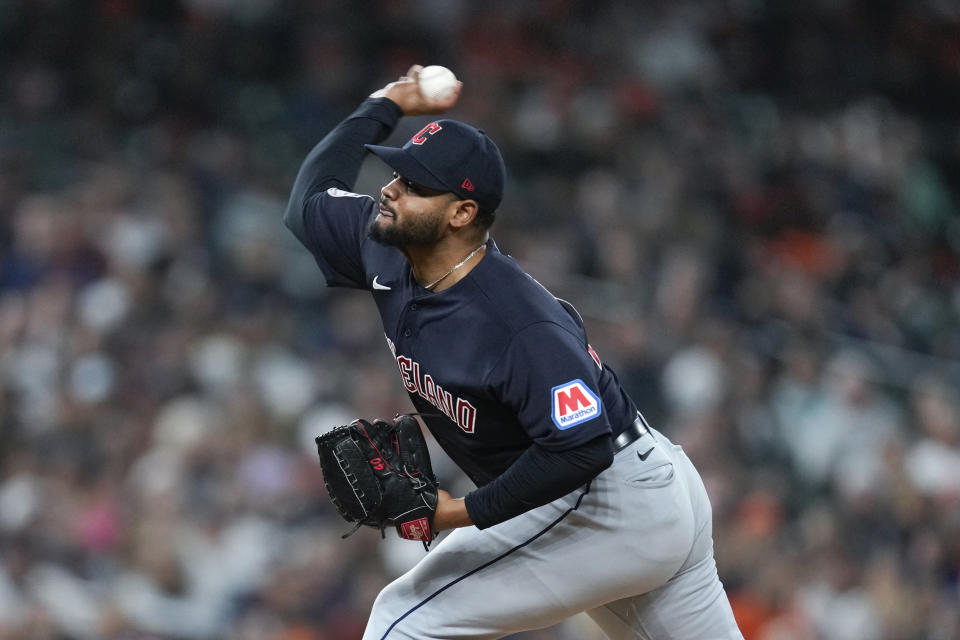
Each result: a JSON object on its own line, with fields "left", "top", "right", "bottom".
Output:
{"left": 283, "top": 97, "right": 402, "bottom": 289}
{"left": 491, "top": 321, "right": 612, "bottom": 449}
{"left": 297, "top": 188, "right": 376, "bottom": 288}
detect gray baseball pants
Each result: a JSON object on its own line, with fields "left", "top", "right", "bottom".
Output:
{"left": 363, "top": 428, "right": 744, "bottom": 640}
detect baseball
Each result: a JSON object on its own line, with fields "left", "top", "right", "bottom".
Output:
{"left": 418, "top": 65, "right": 458, "bottom": 101}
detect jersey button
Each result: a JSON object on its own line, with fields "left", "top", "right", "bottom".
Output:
{"left": 403, "top": 329, "right": 412, "bottom": 337}
{"left": 410, "top": 304, "right": 418, "bottom": 311}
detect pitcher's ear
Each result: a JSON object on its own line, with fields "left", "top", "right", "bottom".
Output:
{"left": 449, "top": 199, "right": 479, "bottom": 229}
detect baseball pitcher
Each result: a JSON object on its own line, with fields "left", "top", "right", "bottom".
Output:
{"left": 285, "top": 65, "right": 744, "bottom": 640}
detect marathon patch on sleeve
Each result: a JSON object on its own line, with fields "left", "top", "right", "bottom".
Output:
{"left": 551, "top": 379, "right": 602, "bottom": 430}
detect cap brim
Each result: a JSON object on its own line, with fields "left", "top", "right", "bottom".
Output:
{"left": 364, "top": 144, "right": 452, "bottom": 193}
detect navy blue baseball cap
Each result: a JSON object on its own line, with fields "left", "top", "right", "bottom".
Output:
{"left": 365, "top": 119, "right": 505, "bottom": 212}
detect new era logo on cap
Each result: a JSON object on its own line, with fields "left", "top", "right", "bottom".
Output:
{"left": 365, "top": 119, "right": 505, "bottom": 213}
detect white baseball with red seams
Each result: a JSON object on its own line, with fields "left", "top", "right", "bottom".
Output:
{"left": 418, "top": 65, "right": 458, "bottom": 101}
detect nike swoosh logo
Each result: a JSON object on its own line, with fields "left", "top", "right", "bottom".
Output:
{"left": 637, "top": 447, "right": 655, "bottom": 461}
{"left": 372, "top": 276, "right": 391, "bottom": 291}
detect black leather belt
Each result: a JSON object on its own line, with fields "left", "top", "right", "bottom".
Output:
{"left": 613, "top": 413, "right": 652, "bottom": 453}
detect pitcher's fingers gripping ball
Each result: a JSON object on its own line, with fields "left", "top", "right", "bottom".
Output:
{"left": 417, "top": 65, "right": 458, "bottom": 101}
{"left": 316, "top": 414, "right": 439, "bottom": 548}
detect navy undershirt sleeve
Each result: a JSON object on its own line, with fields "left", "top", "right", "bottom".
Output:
{"left": 464, "top": 434, "right": 614, "bottom": 530}
{"left": 283, "top": 97, "right": 402, "bottom": 245}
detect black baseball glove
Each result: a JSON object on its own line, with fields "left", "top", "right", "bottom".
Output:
{"left": 315, "top": 414, "right": 439, "bottom": 547}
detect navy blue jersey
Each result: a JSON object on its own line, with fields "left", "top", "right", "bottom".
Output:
{"left": 292, "top": 186, "right": 638, "bottom": 486}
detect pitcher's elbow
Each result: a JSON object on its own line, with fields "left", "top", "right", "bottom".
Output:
{"left": 282, "top": 202, "right": 307, "bottom": 241}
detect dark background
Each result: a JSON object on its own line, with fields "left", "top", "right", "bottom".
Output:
{"left": 1, "top": 1, "right": 959, "bottom": 638}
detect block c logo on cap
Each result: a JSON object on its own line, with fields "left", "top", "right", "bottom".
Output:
{"left": 412, "top": 122, "right": 442, "bottom": 145}
{"left": 551, "top": 379, "right": 602, "bottom": 429}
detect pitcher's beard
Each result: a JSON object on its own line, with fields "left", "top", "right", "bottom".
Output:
{"left": 368, "top": 211, "right": 444, "bottom": 248}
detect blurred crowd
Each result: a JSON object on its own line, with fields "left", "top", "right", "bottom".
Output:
{"left": 2, "top": 1, "right": 959, "bottom": 638}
